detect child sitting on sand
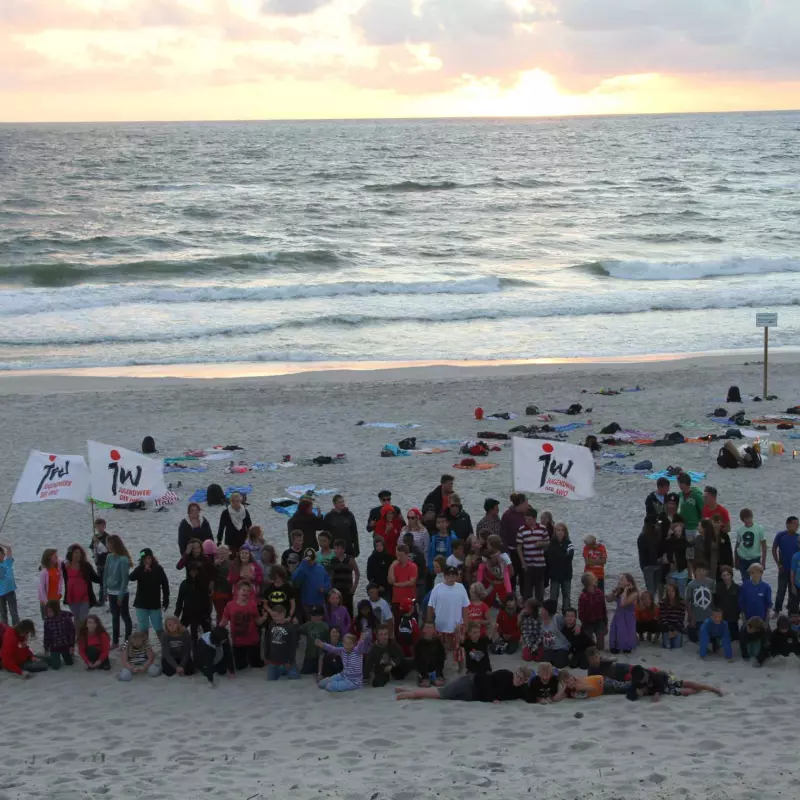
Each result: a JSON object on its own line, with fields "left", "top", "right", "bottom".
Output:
{"left": 119, "top": 631, "right": 160, "bottom": 681}
{"left": 635, "top": 591, "right": 660, "bottom": 643}
{"left": 414, "top": 620, "right": 445, "bottom": 686}
{"left": 319, "top": 627, "right": 343, "bottom": 679}
{"left": 195, "top": 627, "right": 235, "bottom": 684}
{"left": 769, "top": 616, "right": 800, "bottom": 660}
{"left": 351, "top": 599, "right": 378, "bottom": 642}
{"left": 740, "top": 616, "right": 770, "bottom": 666}
{"left": 367, "top": 625, "right": 411, "bottom": 687}
{"left": 540, "top": 599, "right": 571, "bottom": 668}
{"left": 1, "top": 619, "right": 48, "bottom": 676}
{"left": 315, "top": 631, "right": 371, "bottom": 692}
{"left": 77, "top": 615, "right": 111, "bottom": 671}
{"left": 492, "top": 596, "right": 520, "bottom": 655}
{"left": 563, "top": 608, "right": 594, "bottom": 668}
{"left": 520, "top": 599, "right": 543, "bottom": 662}
{"left": 462, "top": 621, "right": 491, "bottom": 675}
{"left": 43, "top": 600, "right": 75, "bottom": 669}
{"left": 297, "top": 606, "right": 329, "bottom": 675}
{"left": 394, "top": 600, "right": 419, "bottom": 657}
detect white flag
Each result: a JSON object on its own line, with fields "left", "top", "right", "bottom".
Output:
{"left": 88, "top": 440, "right": 166, "bottom": 505}
{"left": 12, "top": 450, "right": 90, "bottom": 505}
{"left": 512, "top": 438, "right": 595, "bottom": 500}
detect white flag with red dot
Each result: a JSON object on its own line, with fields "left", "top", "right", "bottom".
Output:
{"left": 87, "top": 440, "right": 166, "bottom": 505}
{"left": 12, "top": 450, "right": 90, "bottom": 504}
{"left": 512, "top": 439, "right": 596, "bottom": 500}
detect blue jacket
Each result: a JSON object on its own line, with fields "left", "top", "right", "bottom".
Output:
{"left": 428, "top": 533, "right": 457, "bottom": 570}
{"left": 291, "top": 560, "right": 331, "bottom": 607}
{"left": 103, "top": 554, "right": 130, "bottom": 597}
{"left": 0, "top": 557, "right": 17, "bottom": 596}
{"left": 739, "top": 579, "right": 772, "bottom": 621}
{"left": 699, "top": 618, "right": 732, "bottom": 658}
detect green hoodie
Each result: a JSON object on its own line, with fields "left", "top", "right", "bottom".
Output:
{"left": 678, "top": 488, "right": 704, "bottom": 532}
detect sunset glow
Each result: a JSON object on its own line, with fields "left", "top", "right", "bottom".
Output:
{"left": 1, "top": 0, "right": 799, "bottom": 122}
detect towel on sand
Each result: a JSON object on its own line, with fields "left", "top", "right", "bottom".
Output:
{"left": 646, "top": 470, "right": 706, "bottom": 482}
{"left": 453, "top": 462, "right": 499, "bottom": 471}
{"left": 164, "top": 465, "right": 208, "bottom": 474}
{"left": 189, "top": 485, "right": 253, "bottom": 504}
{"left": 286, "top": 485, "right": 340, "bottom": 499}
{"left": 552, "top": 422, "right": 587, "bottom": 433}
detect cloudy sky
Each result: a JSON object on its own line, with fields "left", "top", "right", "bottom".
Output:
{"left": 2, "top": 0, "right": 799, "bottom": 121}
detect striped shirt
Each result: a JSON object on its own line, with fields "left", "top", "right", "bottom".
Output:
{"left": 321, "top": 634, "right": 371, "bottom": 687}
{"left": 658, "top": 599, "right": 686, "bottom": 631}
{"left": 516, "top": 525, "right": 547, "bottom": 568}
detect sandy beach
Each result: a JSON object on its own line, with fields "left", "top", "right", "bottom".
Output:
{"left": 1, "top": 353, "right": 799, "bottom": 800}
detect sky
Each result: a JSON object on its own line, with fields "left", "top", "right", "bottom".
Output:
{"left": 2, "top": 0, "right": 799, "bottom": 122}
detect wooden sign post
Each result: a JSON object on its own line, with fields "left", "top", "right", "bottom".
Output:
{"left": 756, "top": 312, "right": 778, "bottom": 398}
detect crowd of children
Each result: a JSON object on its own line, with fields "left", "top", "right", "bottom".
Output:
{"left": 0, "top": 474, "right": 797, "bottom": 705}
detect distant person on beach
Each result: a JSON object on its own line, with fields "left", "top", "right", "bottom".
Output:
{"left": 287, "top": 498, "right": 325, "bottom": 552}
{"left": 772, "top": 516, "right": 799, "bottom": 616}
{"left": 216, "top": 492, "right": 251, "bottom": 553}
{"left": 178, "top": 503, "right": 213, "bottom": 555}
{"left": 367, "top": 490, "right": 404, "bottom": 533}
{"left": 476, "top": 498, "right": 501, "bottom": 542}
{"left": 323, "top": 494, "right": 360, "bottom": 558}
{"left": 500, "top": 494, "right": 529, "bottom": 594}
{"left": 677, "top": 474, "right": 704, "bottom": 576}
{"left": 645, "top": 477, "right": 670, "bottom": 519}
{"left": 423, "top": 474, "right": 455, "bottom": 515}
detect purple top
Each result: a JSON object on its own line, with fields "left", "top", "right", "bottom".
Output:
{"left": 321, "top": 635, "right": 371, "bottom": 686}
{"left": 325, "top": 604, "right": 351, "bottom": 634}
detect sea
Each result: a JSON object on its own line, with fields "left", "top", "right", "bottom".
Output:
{"left": 1, "top": 112, "right": 798, "bottom": 373}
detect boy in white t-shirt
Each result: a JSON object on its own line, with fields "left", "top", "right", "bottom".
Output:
{"left": 445, "top": 540, "right": 465, "bottom": 575}
{"left": 427, "top": 566, "right": 470, "bottom": 669}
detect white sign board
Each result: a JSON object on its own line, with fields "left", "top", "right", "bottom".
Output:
{"left": 88, "top": 440, "right": 166, "bottom": 505}
{"left": 512, "top": 438, "right": 595, "bottom": 500}
{"left": 12, "top": 450, "right": 90, "bottom": 504}
{"left": 756, "top": 313, "right": 778, "bottom": 328}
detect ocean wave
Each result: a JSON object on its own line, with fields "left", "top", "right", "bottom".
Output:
{"left": 0, "top": 276, "right": 527, "bottom": 316}
{"left": 3, "top": 294, "right": 796, "bottom": 347}
{"left": 364, "top": 180, "right": 463, "bottom": 193}
{"left": 0, "top": 250, "right": 343, "bottom": 287}
{"left": 578, "top": 256, "right": 800, "bottom": 281}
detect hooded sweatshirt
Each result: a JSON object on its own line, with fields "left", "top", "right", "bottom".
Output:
{"left": 546, "top": 538, "right": 575, "bottom": 582}
{"left": 739, "top": 579, "right": 772, "bottom": 621}
{"left": 366, "top": 639, "right": 407, "bottom": 679}
{"left": 160, "top": 629, "right": 193, "bottom": 670}
{"left": 414, "top": 636, "right": 446, "bottom": 677}
{"left": 292, "top": 560, "right": 332, "bottom": 607}
{"left": 178, "top": 516, "right": 213, "bottom": 555}
{"left": 128, "top": 561, "right": 170, "bottom": 610}
{"left": 373, "top": 507, "right": 403, "bottom": 557}
{"left": 322, "top": 507, "right": 360, "bottom": 557}
{"left": 1, "top": 627, "right": 33, "bottom": 674}
{"left": 286, "top": 504, "right": 325, "bottom": 551}
{"left": 714, "top": 580, "right": 741, "bottom": 623}
{"left": 216, "top": 506, "right": 252, "bottom": 550}
{"left": 102, "top": 554, "right": 131, "bottom": 598}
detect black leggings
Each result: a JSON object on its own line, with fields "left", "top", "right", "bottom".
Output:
{"left": 162, "top": 657, "right": 196, "bottom": 677}
{"left": 109, "top": 594, "right": 132, "bottom": 645}
{"left": 84, "top": 645, "right": 111, "bottom": 670}
{"left": 371, "top": 658, "right": 413, "bottom": 687}
{"left": 233, "top": 644, "right": 263, "bottom": 670}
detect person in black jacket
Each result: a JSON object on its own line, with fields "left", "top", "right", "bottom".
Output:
{"left": 178, "top": 503, "right": 213, "bottom": 555}
{"left": 216, "top": 493, "right": 251, "bottom": 552}
{"left": 545, "top": 523, "right": 574, "bottom": 614}
{"left": 367, "top": 625, "right": 412, "bottom": 686}
{"left": 287, "top": 498, "right": 325, "bottom": 551}
{"left": 444, "top": 494, "right": 473, "bottom": 541}
{"left": 367, "top": 490, "right": 404, "bottom": 534}
{"left": 128, "top": 548, "right": 170, "bottom": 636}
{"left": 195, "top": 626, "right": 235, "bottom": 684}
{"left": 367, "top": 537, "right": 393, "bottom": 599}
{"left": 175, "top": 563, "right": 213, "bottom": 642}
{"left": 323, "top": 495, "right": 360, "bottom": 557}
{"left": 714, "top": 565, "right": 741, "bottom": 641}
{"left": 423, "top": 474, "right": 455, "bottom": 516}
{"left": 644, "top": 477, "right": 670, "bottom": 520}
{"left": 638, "top": 517, "right": 664, "bottom": 601}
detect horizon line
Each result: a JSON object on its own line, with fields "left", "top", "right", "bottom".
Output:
{"left": 1, "top": 107, "right": 799, "bottom": 126}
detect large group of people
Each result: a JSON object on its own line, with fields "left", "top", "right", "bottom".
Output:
{"left": 1, "top": 471, "right": 798, "bottom": 703}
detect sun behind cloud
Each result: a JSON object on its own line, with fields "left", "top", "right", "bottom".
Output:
{"left": 0, "top": 0, "right": 798, "bottom": 122}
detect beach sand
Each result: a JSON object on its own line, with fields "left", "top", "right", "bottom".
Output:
{"left": 1, "top": 354, "right": 799, "bottom": 799}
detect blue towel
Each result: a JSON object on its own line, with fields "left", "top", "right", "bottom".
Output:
{"left": 382, "top": 443, "right": 411, "bottom": 456}
{"left": 552, "top": 422, "right": 587, "bottom": 433}
{"left": 646, "top": 470, "right": 706, "bottom": 482}
{"left": 188, "top": 485, "right": 254, "bottom": 504}
{"left": 164, "top": 466, "right": 208, "bottom": 473}
{"left": 601, "top": 453, "right": 630, "bottom": 459}
{"left": 273, "top": 504, "right": 298, "bottom": 516}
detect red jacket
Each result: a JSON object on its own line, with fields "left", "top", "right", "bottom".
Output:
{"left": 1, "top": 627, "right": 33, "bottom": 675}
{"left": 78, "top": 631, "right": 111, "bottom": 666}
{"left": 374, "top": 506, "right": 403, "bottom": 557}
{"left": 495, "top": 609, "right": 521, "bottom": 641}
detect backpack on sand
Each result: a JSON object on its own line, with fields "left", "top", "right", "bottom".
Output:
{"left": 726, "top": 386, "right": 742, "bottom": 403}
{"left": 141, "top": 436, "right": 157, "bottom": 454}
{"left": 717, "top": 446, "right": 740, "bottom": 470}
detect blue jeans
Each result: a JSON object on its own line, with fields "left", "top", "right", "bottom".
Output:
{"left": 667, "top": 570, "right": 688, "bottom": 597}
{"left": 318, "top": 673, "right": 358, "bottom": 692}
{"left": 135, "top": 607, "right": 163, "bottom": 634}
{"left": 662, "top": 631, "right": 683, "bottom": 649}
{"left": 266, "top": 664, "right": 300, "bottom": 681}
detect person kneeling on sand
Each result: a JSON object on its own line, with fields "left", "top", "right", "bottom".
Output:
{"left": 394, "top": 666, "right": 530, "bottom": 703}
{"left": 118, "top": 631, "right": 161, "bottom": 681}
{"left": 315, "top": 631, "right": 371, "bottom": 692}
{"left": 626, "top": 665, "right": 723, "bottom": 702}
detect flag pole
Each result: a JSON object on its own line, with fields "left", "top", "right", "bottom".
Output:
{"left": 0, "top": 502, "right": 12, "bottom": 537}
{"left": 90, "top": 499, "right": 96, "bottom": 532}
